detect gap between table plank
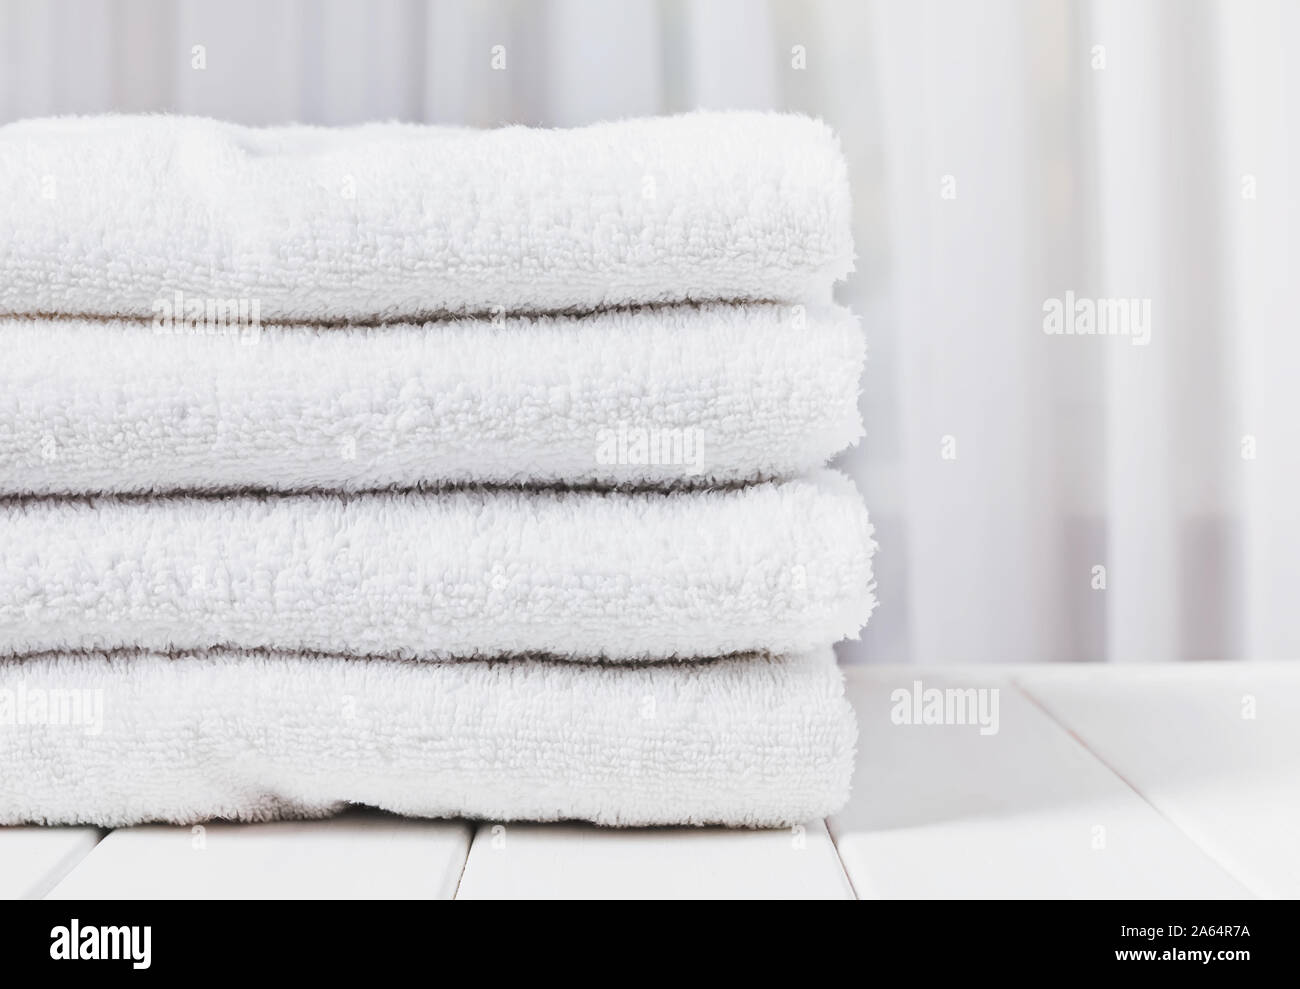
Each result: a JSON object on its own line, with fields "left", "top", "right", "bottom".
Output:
{"left": 830, "top": 667, "right": 1251, "bottom": 898}
{"left": 455, "top": 818, "right": 854, "bottom": 899}
{"left": 0, "top": 827, "right": 103, "bottom": 900}
{"left": 1013, "top": 664, "right": 1300, "bottom": 898}
{"left": 46, "top": 810, "right": 473, "bottom": 900}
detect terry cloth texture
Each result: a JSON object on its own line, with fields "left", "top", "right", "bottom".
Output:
{"left": 0, "top": 111, "right": 872, "bottom": 830}
{"left": 0, "top": 111, "right": 853, "bottom": 322}
{"left": 0, "top": 302, "right": 864, "bottom": 495}
{"left": 0, "top": 471, "right": 876, "bottom": 662}
{"left": 0, "top": 647, "right": 856, "bottom": 829}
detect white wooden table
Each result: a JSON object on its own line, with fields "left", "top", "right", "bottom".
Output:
{"left": 5, "top": 663, "right": 1295, "bottom": 899}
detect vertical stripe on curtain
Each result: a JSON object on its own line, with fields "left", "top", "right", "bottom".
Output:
{"left": 0, "top": 0, "right": 1296, "bottom": 663}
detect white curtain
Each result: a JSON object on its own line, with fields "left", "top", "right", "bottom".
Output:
{"left": 1, "top": 0, "right": 1296, "bottom": 665}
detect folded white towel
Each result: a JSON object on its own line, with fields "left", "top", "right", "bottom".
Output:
{"left": 0, "top": 471, "right": 875, "bottom": 661}
{"left": 0, "top": 303, "right": 863, "bottom": 495}
{"left": 0, "top": 112, "right": 852, "bottom": 322}
{"left": 0, "top": 647, "right": 855, "bottom": 828}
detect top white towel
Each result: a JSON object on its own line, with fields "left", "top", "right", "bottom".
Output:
{"left": 0, "top": 112, "right": 853, "bottom": 322}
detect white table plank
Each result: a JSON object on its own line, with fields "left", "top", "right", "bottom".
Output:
{"left": 830, "top": 668, "right": 1250, "bottom": 898}
{"left": 455, "top": 819, "right": 852, "bottom": 899}
{"left": 46, "top": 810, "right": 473, "bottom": 900}
{"left": 0, "top": 827, "right": 102, "bottom": 899}
{"left": 1015, "top": 663, "right": 1300, "bottom": 899}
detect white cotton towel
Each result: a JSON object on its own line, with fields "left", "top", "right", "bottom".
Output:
{"left": 0, "top": 471, "right": 875, "bottom": 661}
{"left": 0, "top": 647, "right": 855, "bottom": 828}
{"left": 0, "top": 303, "right": 864, "bottom": 495}
{"left": 0, "top": 112, "right": 852, "bottom": 322}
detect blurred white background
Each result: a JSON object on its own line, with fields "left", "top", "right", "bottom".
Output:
{"left": 2, "top": 0, "right": 1296, "bottom": 665}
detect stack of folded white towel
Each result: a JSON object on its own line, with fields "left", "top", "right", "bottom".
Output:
{"left": 0, "top": 111, "right": 875, "bottom": 828}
